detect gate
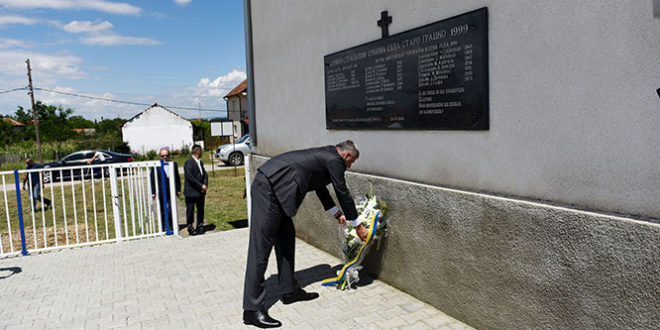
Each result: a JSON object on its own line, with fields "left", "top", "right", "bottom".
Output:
{"left": 0, "top": 160, "right": 179, "bottom": 258}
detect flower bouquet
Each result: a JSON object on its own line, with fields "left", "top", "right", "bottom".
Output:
{"left": 322, "top": 187, "right": 388, "bottom": 290}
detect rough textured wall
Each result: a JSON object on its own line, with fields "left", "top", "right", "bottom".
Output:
{"left": 250, "top": 155, "right": 660, "bottom": 329}
{"left": 251, "top": 0, "right": 660, "bottom": 219}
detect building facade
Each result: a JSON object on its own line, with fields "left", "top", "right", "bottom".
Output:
{"left": 224, "top": 79, "right": 249, "bottom": 138}
{"left": 246, "top": 1, "right": 660, "bottom": 328}
{"left": 121, "top": 104, "right": 193, "bottom": 154}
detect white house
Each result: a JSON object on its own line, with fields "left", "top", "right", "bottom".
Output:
{"left": 223, "top": 79, "right": 249, "bottom": 138}
{"left": 121, "top": 103, "right": 193, "bottom": 153}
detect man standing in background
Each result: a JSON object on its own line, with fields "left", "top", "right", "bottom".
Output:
{"left": 151, "top": 147, "right": 181, "bottom": 232}
{"left": 183, "top": 144, "right": 208, "bottom": 236}
{"left": 22, "top": 157, "right": 51, "bottom": 212}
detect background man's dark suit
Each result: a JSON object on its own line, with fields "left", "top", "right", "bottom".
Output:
{"left": 183, "top": 156, "right": 208, "bottom": 233}
{"left": 243, "top": 145, "right": 358, "bottom": 312}
{"left": 150, "top": 162, "right": 181, "bottom": 232}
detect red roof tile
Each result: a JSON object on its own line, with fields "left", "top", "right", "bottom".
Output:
{"left": 2, "top": 118, "right": 23, "bottom": 126}
{"left": 224, "top": 79, "right": 247, "bottom": 98}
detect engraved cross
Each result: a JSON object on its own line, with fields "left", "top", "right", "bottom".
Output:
{"left": 377, "top": 10, "right": 392, "bottom": 38}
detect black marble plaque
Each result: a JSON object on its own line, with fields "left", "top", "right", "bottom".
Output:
{"left": 325, "top": 7, "right": 489, "bottom": 130}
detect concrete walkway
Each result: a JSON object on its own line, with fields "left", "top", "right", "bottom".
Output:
{"left": 0, "top": 229, "right": 474, "bottom": 329}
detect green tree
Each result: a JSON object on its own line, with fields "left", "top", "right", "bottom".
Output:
{"left": 68, "top": 115, "right": 96, "bottom": 129}
{"left": 0, "top": 119, "right": 13, "bottom": 144}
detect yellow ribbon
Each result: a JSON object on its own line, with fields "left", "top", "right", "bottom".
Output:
{"left": 321, "top": 211, "right": 381, "bottom": 287}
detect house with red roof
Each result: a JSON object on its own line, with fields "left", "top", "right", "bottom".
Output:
{"left": 222, "top": 79, "right": 248, "bottom": 138}
{"left": 2, "top": 117, "right": 24, "bottom": 134}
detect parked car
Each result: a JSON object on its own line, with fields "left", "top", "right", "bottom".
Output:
{"left": 43, "top": 149, "right": 133, "bottom": 182}
{"left": 215, "top": 134, "right": 251, "bottom": 166}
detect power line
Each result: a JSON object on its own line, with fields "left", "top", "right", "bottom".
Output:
{"left": 33, "top": 87, "right": 237, "bottom": 113}
{"left": 0, "top": 87, "right": 27, "bottom": 95}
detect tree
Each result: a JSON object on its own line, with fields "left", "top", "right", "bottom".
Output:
{"left": 32, "top": 101, "right": 74, "bottom": 142}
{"left": 68, "top": 115, "right": 96, "bottom": 129}
{"left": 0, "top": 119, "right": 13, "bottom": 144}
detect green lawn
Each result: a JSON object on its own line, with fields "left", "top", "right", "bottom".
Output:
{"left": 198, "top": 167, "right": 247, "bottom": 231}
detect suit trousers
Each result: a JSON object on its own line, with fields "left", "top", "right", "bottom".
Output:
{"left": 243, "top": 172, "right": 299, "bottom": 311}
{"left": 185, "top": 196, "right": 205, "bottom": 229}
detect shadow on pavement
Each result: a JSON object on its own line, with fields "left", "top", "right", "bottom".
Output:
{"left": 228, "top": 219, "right": 248, "bottom": 229}
{"left": 0, "top": 267, "right": 22, "bottom": 280}
{"left": 263, "top": 263, "right": 342, "bottom": 309}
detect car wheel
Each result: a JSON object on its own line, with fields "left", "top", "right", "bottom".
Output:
{"left": 228, "top": 152, "right": 244, "bottom": 166}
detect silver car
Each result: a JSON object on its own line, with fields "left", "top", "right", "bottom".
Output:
{"left": 216, "top": 134, "right": 251, "bottom": 166}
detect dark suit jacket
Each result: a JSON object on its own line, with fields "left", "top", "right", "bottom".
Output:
{"left": 150, "top": 162, "right": 181, "bottom": 198}
{"left": 184, "top": 157, "right": 208, "bottom": 198}
{"left": 258, "top": 145, "right": 358, "bottom": 219}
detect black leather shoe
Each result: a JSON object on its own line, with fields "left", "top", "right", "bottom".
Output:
{"left": 196, "top": 227, "right": 205, "bottom": 235}
{"left": 281, "top": 288, "right": 319, "bottom": 305}
{"left": 243, "top": 310, "right": 282, "bottom": 328}
{"left": 188, "top": 227, "right": 198, "bottom": 236}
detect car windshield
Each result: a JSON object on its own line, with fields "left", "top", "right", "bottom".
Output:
{"left": 237, "top": 135, "right": 249, "bottom": 143}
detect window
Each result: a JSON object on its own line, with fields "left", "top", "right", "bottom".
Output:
{"left": 64, "top": 153, "right": 84, "bottom": 161}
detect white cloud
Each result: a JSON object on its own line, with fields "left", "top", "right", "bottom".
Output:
{"left": 79, "top": 34, "right": 161, "bottom": 46}
{"left": 197, "top": 69, "right": 246, "bottom": 97}
{"left": 0, "top": 50, "right": 84, "bottom": 78}
{"left": 174, "top": 0, "right": 192, "bottom": 6}
{"left": 0, "top": 0, "right": 141, "bottom": 15}
{"left": 0, "top": 14, "right": 39, "bottom": 26}
{"left": 63, "top": 20, "right": 113, "bottom": 33}
{"left": 0, "top": 38, "right": 33, "bottom": 49}
{"left": 1, "top": 69, "right": 246, "bottom": 120}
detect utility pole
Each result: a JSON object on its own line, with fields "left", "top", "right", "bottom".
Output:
{"left": 26, "top": 58, "right": 43, "bottom": 163}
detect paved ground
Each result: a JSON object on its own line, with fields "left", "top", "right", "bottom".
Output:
{"left": 0, "top": 229, "right": 474, "bottom": 329}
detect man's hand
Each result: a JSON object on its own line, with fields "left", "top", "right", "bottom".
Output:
{"left": 201, "top": 185, "right": 207, "bottom": 193}
{"left": 337, "top": 215, "right": 347, "bottom": 225}
{"left": 177, "top": 191, "right": 181, "bottom": 197}
{"left": 152, "top": 194, "right": 156, "bottom": 200}
{"left": 355, "top": 224, "right": 368, "bottom": 242}
{"left": 22, "top": 185, "right": 26, "bottom": 191}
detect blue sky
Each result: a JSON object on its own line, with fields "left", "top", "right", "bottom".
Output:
{"left": 0, "top": 0, "right": 246, "bottom": 119}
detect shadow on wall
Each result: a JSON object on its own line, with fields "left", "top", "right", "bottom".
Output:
{"left": 361, "top": 236, "right": 390, "bottom": 281}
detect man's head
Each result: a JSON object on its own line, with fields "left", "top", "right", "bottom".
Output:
{"left": 25, "top": 157, "right": 34, "bottom": 167}
{"left": 335, "top": 140, "right": 359, "bottom": 168}
{"left": 191, "top": 144, "right": 202, "bottom": 158}
{"left": 159, "top": 147, "right": 170, "bottom": 160}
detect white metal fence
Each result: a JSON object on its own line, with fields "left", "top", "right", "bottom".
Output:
{"left": 0, "top": 161, "right": 179, "bottom": 258}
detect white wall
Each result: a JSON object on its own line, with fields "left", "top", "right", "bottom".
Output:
{"left": 251, "top": 0, "right": 660, "bottom": 219}
{"left": 122, "top": 107, "right": 193, "bottom": 153}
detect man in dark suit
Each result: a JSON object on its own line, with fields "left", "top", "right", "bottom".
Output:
{"left": 150, "top": 147, "right": 181, "bottom": 232}
{"left": 183, "top": 144, "right": 208, "bottom": 236}
{"left": 242, "top": 140, "right": 368, "bottom": 328}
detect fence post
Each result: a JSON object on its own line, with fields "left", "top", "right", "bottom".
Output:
{"left": 13, "top": 170, "right": 28, "bottom": 256}
{"left": 167, "top": 161, "right": 179, "bottom": 236}
{"left": 159, "top": 160, "right": 172, "bottom": 235}
{"left": 109, "top": 167, "right": 123, "bottom": 242}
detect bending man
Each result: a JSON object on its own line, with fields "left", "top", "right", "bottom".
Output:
{"left": 243, "top": 140, "right": 367, "bottom": 328}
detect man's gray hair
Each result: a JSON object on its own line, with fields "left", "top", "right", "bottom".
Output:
{"left": 336, "top": 140, "right": 359, "bottom": 157}
{"left": 191, "top": 144, "right": 202, "bottom": 154}
{"left": 159, "top": 146, "right": 170, "bottom": 154}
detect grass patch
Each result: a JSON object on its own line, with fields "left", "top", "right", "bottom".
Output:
{"left": 182, "top": 167, "right": 247, "bottom": 231}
